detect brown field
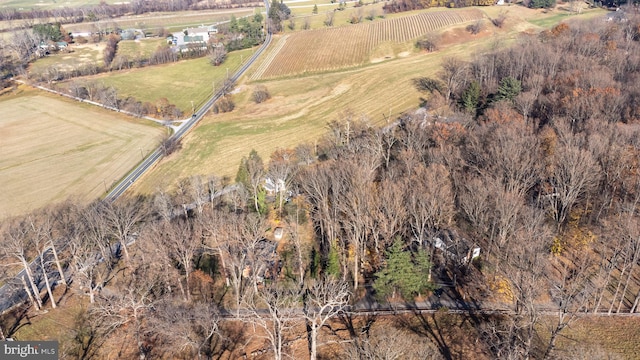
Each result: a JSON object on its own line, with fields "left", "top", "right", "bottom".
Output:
{"left": 252, "top": 8, "right": 485, "bottom": 79}
{"left": 0, "top": 86, "right": 165, "bottom": 218}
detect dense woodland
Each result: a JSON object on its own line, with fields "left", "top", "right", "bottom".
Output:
{"left": 3, "top": 10, "right": 640, "bottom": 360}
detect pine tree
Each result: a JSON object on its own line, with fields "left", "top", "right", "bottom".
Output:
{"left": 496, "top": 76, "right": 522, "bottom": 102}
{"left": 461, "top": 81, "right": 481, "bottom": 114}
{"left": 326, "top": 241, "right": 341, "bottom": 278}
{"left": 373, "top": 238, "right": 435, "bottom": 301}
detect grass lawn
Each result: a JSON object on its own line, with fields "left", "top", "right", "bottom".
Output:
{"left": 0, "top": 86, "right": 164, "bottom": 218}
{"left": 116, "top": 38, "right": 167, "bottom": 59}
{"left": 84, "top": 47, "right": 256, "bottom": 113}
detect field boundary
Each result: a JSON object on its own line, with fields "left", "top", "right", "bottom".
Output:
{"left": 251, "top": 35, "right": 290, "bottom": 81}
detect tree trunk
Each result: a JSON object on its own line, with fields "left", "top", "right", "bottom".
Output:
{"left": 218, "top": 253, "right": 230, "bottom": 287}
{"left": 310, "top": 324, "right": 318, "bottom": 360}
{"left": 631, "top": 288, "right": 640, "bottom": 313}
{"left": 618, "top": 261, "right": 636, "bottom": 313}
{"left": 89, "top": 285, "right": 95, "bottom": 304}
{"left": 22, "top": 275, "right": 40, "bottom": 310}
{"left": 353, "top": 248, "right": 359, "bottom": 291}
{"left": 121, "top": 240, "right": 130, "bottom": 262}
{"left": 21, "top": 258, "right": 42, "bottom": 309}
{"left": 609, "top": 266, "right": 626, "bottom": 315}
{"left": 40, "top": 254, "right": 56, "bottom": 309}
{"left": 184, "top": 267, "right": 191, "bottom": 302}
{"left": 593, "top": 261, "right": 615, "bottom": 313}
{"left": 50, "top": 242, "right": 67, "bottom": 287}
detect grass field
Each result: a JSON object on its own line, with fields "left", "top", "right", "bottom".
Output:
{"left": 83, "top": 47, "right": 256, "bottom": 112}
{"left": 0, "top": 86, "right": 164, "bottom": 218}
{"left": 62, "top": 8, "right": 256, "bottom": 34}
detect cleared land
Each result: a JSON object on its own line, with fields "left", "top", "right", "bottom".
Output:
{"left": 252, "top": 8, "right": 484, "bottom": 79}
{"left": 0, "top": 87, "right": 164, "bottom": 218}
{"left": 29, "top": 43, "right": 104, "bottom": 74}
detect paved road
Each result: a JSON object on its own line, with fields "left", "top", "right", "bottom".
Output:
{"left": 105, "top": 0, "right": 272, "bottom": 202}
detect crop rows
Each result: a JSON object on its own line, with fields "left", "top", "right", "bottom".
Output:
{"left": 258, "top": 9, "right": 483, "bottom": 79}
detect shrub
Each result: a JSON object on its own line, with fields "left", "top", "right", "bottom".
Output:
{"left": 416, "top": 33, "right": 440, "bottom": 52}
{"left": 209, "top": 45, "right": 227, "bottom": 66}
{"left": 213, "top": 96, "right": 235, "bottom": 113}
{"left": 491, "top": 11, "right": 507, "bottom": 28}
{"left": 466, "top": 20, "right": 483, "bottom": 35}
{"left": 252, "top": 85, "right": 271, "bottom": 103}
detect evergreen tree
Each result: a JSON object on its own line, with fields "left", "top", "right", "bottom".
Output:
{"left": 373, "top": 238, "right": 435, "bottom": 301}
{"left": 326, "top": 241, "right": 341, "bottom": 278}
{"left": 229, "top": 15, "right": 239, "bottom": 33}
{"left": 461, "top": 81, "right": 481, "bottom": 114}
{"left": 312, "top": 4, "right": 318, "bottom": 14}
{"left": 496, "top": 76, "right": 522, "bottom": 102}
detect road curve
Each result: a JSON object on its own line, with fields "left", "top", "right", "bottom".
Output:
{"left": 104, "top": 1, "right": 273, "bottom": 202}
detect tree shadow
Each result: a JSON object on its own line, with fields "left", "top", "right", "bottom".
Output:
{"left": 396, "top": 308, "right": 454, "bottom": 360}
{"left": 212, "top": 321, "right": 249, "bottom": 359}
{"left": 1, "top": 304, "right": 31, "bottom": 338}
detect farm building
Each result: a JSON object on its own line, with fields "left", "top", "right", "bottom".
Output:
{"left": 170, "top": 25, "right": 218, "bottom": 47}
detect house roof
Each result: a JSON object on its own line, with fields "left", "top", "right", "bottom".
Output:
{"left": 184, "top": 35, "right": 204, "bottom": 43}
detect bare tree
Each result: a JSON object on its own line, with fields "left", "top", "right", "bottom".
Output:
{"left": 154, "top": 218, "right": 202, "bottom": 302}
{"left": 343, "top": 325, "right": 442, "bottom": 360}
{"left": 92, "top": 267, "right": 160, "bottom": 360}
{"left": 543, "top": 251, "right": 598, "bottom": 359}
{"left": 302, "top": 276, "right": 351, "bottom": 360}
{"left": 1, "top": 218, "right": 43, "bottom": 310}
{"left": 407, "top": 163, "right": 455, "bottom": 246}
{"left": 208, "top": 44, "right": 227, "bottom": 66}
{"left": 237, "top": 150, "right": 266, "bottom": 213}
{"left": 267, "top": 149, "right": 298, "bottom": 217}
{"left": 241, "top": 283, "right": 301, "bottom": 360}
{"left": 102, "top": 197, "right": 146, "bottom": 262}
{"left": 27, "top": 216, "right": 57, "bottom": 309}
{"left": 438, "top": 58, "right": 468, "bottom": 103}
{"left": 69, "top": 203, "right": 115, "bottom": 304}
{"left": 544, "top": 144, "right": 601, "bottom": 228}
{"left": 152, "top": 300, "right": 220, "bottom": 359}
